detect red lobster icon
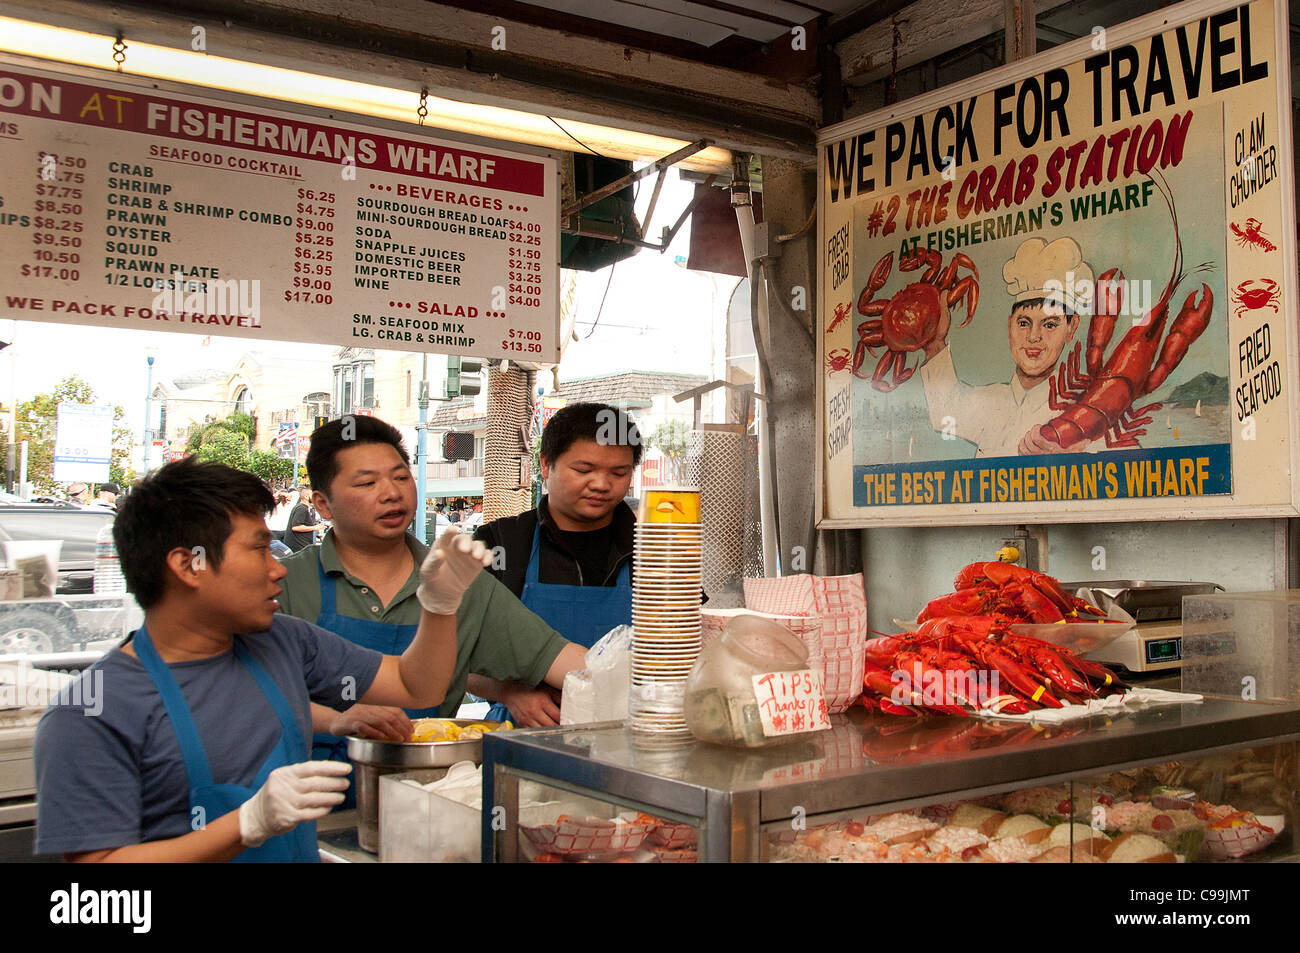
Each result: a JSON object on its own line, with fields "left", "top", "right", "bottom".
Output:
{"left": 1232, "top": 279, "right": 1280, "bottom": 318}
{"left": 827, "top": 300, "right": 852, "bottom": 334}
{"left": 1229, "top": 218, "right": 1276, "bottom": 252}
{"left": 1037, "top": 182, "right": 1214, "bottom": 450}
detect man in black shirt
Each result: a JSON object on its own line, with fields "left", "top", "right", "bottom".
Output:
{"left": 473, "top": 402, "right": 640, "bottom": 725}
{"left": 283, "top": 487, "right": 319, "bottom": 552}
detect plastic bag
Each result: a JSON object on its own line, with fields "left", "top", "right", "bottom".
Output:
{"left": 560, "top": 669, "right": 595, "bottom": 725}
{"left": 587, "top": 624, "right": 632, "bottom": 722}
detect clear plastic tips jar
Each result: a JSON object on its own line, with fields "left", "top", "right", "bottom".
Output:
{"left": 684, "top": 614, "right": 830, "bottom": 748}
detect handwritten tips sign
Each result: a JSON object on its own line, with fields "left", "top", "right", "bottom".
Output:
{"left": 818, "top": 0, "right": 1300, "bottom": 525}
{"left": 751, "top": 670, "right": 831, "bottom": 738}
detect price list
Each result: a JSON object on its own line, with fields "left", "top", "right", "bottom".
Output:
{"left": 27, "top": 150, "right": 86, "bottom": 279}
{"left": 289, "top": 187, "right": 337, "bottom": 306}
{"left": 0, "top": 61, "right": 559, "bottom": 361}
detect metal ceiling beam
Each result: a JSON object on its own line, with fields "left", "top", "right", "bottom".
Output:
{"left": 561, "top": 140, "right": 711, "bottom": 218}
{"left": 832, "top": 0, "right": 1074, "bottom": 88}
{"left": 823, "top": 0, "right": 919, "bottom": 44}
{"left": 54, "top": 0, "right": 819, "bottom": 156}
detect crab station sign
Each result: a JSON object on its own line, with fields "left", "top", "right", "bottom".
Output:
{"left": 815, "top": 0, "right": 1300, "bottom": 527}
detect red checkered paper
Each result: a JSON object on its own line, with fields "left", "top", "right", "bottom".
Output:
{"left": 743, "top": 574, "right": 867, "bottom": 713}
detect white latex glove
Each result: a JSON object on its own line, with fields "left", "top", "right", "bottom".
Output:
{"left": 416, "top": 528, "right": 493, "bottom": 615}
{"left": 238, "top": 760, "right": 352, "bottom": 848}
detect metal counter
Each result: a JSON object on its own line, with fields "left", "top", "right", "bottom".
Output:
{"left": 482, "top": 698, "right": 1300, "bottom": 862}
{"left": 316, "top": 810, "right": 377, "bottom": 863}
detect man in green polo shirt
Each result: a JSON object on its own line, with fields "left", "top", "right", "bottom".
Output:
{"left": 276, "top": 414, "right": 586, "bottom": 766}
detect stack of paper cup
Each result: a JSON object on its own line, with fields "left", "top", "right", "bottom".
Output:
{"left": 630, "top": 488, "right": 703, "bottom": 738}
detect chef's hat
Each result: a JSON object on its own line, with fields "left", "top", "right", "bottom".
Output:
{"left": 1003, "top": 237, "right": 1093, "bottom": 315}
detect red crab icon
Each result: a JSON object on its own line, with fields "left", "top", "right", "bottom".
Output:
{"left": 826, "top": 348, "right": 850, "bottom": 375}
{"left": 1232, "top": 279, "right": 1280, "bottom": 319}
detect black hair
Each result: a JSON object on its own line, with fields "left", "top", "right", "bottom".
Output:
{"left": 306, "top": 414, "right": 410, "bottom": 498}
{"left": 113, "top": 457, "right": 274, "bottom": 609}
{"left": 540, "top": 402, "right": 643, "bottom": 466}
{"left": 1011, "top": 297, "right": 1080, "bottom": 320}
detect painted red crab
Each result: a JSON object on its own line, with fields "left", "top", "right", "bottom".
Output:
{"left": 852, "top": 249, "right": 979, "bottom": 391}
{"left": 826, "top": 347, "right": 850, "bottom": 374}
{"left": 1232, "top": 278, "right": 1279, "bottom": 319}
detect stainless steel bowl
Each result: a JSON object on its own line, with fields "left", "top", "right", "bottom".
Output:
{"left": 1062, "top": 580, "right": 1224, "bottom": 622}
{"left": 346, "top": 718, "right": 506, "bottom": 853}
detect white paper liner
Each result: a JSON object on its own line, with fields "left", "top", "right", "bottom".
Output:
{"left": 976, "top": 687, "right": 1203, "bottom": 724}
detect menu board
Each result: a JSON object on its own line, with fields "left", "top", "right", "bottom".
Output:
{"left": 816, "top": 0, "right": 1299, "bottom": 526}
{"left": 53, "top": 402, "right": 113, "bottom": 482}
{"left": 0, "top": 59, "right": 559, "bottom": 361}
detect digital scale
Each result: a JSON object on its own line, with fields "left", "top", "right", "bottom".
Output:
{"left": 1063, "top": 581, "right": 1225, "bottom": 674}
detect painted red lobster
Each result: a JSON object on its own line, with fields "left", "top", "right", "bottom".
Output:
{"left": 1229, "top": 218, "right": 1276, "bottom": 252}
{"left": 852, "top": 248, "right": 978, "bottom": 391}
{"left": 918, "top": 560, "right": 1107, "bottom": 625}
{"left": 860, "top": 614, "right": 1126, "bottom": 717}
{"left": 1035, "top": 182, "right": 1214, "bottom": 450}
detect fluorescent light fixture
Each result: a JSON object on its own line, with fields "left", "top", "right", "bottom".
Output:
{"left": 0, "top": 15, "right": 734, "bottom": 172}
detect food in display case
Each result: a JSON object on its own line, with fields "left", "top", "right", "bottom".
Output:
{"left": 520, "top": 811, "right": 698, "bottom": 863}
{"left": 485, "top": 690, "right": 1298, "bottom": 862}
{"left": 766, "top": 744, "right": 1293, "bottom": 862}
{"left": 1202, "top": 808, "right": 1283, "bottom": 859}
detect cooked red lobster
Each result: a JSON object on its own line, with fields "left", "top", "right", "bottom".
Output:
{"left": 918, "top": 561, "right": 1106, "bottom": 624}
{"left": 860, "top": 614, "right": 1127, "bottom": 718}
{"left": 1036, "top": 178, "right": 1213, "bottom": 449}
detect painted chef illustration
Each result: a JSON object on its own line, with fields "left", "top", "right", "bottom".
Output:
{"left": 919, "top": 236, "right": 1102, "bottom": 457}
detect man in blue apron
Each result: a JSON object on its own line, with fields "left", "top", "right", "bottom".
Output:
{"left": 33, "top": 457, "right": 488, "bottom": 862}
{"left": 275, "top": 415, "right": 587, "bottom": 795}
{"left": 473, "top": 402, "right": 639, "bottom": 726}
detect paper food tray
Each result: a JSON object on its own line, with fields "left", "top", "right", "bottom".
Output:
{"left": 1203, "top": 814, "right": 1285, "bottom": 860}
{"left": 647, "top": 821, "right": 698, "bottom": 849}
{"left": 648, "top": 845, "right": 698, "bottom": 863}
{"left": 519, "top": 812, "right": 655, "bottom": 856}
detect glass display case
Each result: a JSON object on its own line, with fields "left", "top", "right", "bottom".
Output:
{"left": 482, "top": 700, "right": 1299, "bottom": 862}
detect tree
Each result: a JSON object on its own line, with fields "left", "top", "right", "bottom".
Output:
{"left": 193, "top": 427, "right": 250, "bottom": 470}
{"left": 226, "top": 411, "right": 256, "bottom": 442}
{"left": 185, "top": 413, "right": 298, "bottom": 489}
{"left": 248, "top": 448, "right": 294, "bottom": 486}
{"left": 15, "top": 376, "right": 134, "bottom": 495}
{"left": 648, "top": 419, "right": 690, "bottom": 482}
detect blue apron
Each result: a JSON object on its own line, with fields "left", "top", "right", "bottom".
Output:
{"left": 132, "top": 624, "right": 318, "bottom": 863}
{"left": 310, "top": 560, "right": 438, "bottom": 807}
{"left": 485, "top": 525, "right": 632, "bottom": 723}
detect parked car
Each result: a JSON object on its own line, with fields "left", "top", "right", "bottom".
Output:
{"left": 0, "top": 503, "right": 119, "bottom": 654}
